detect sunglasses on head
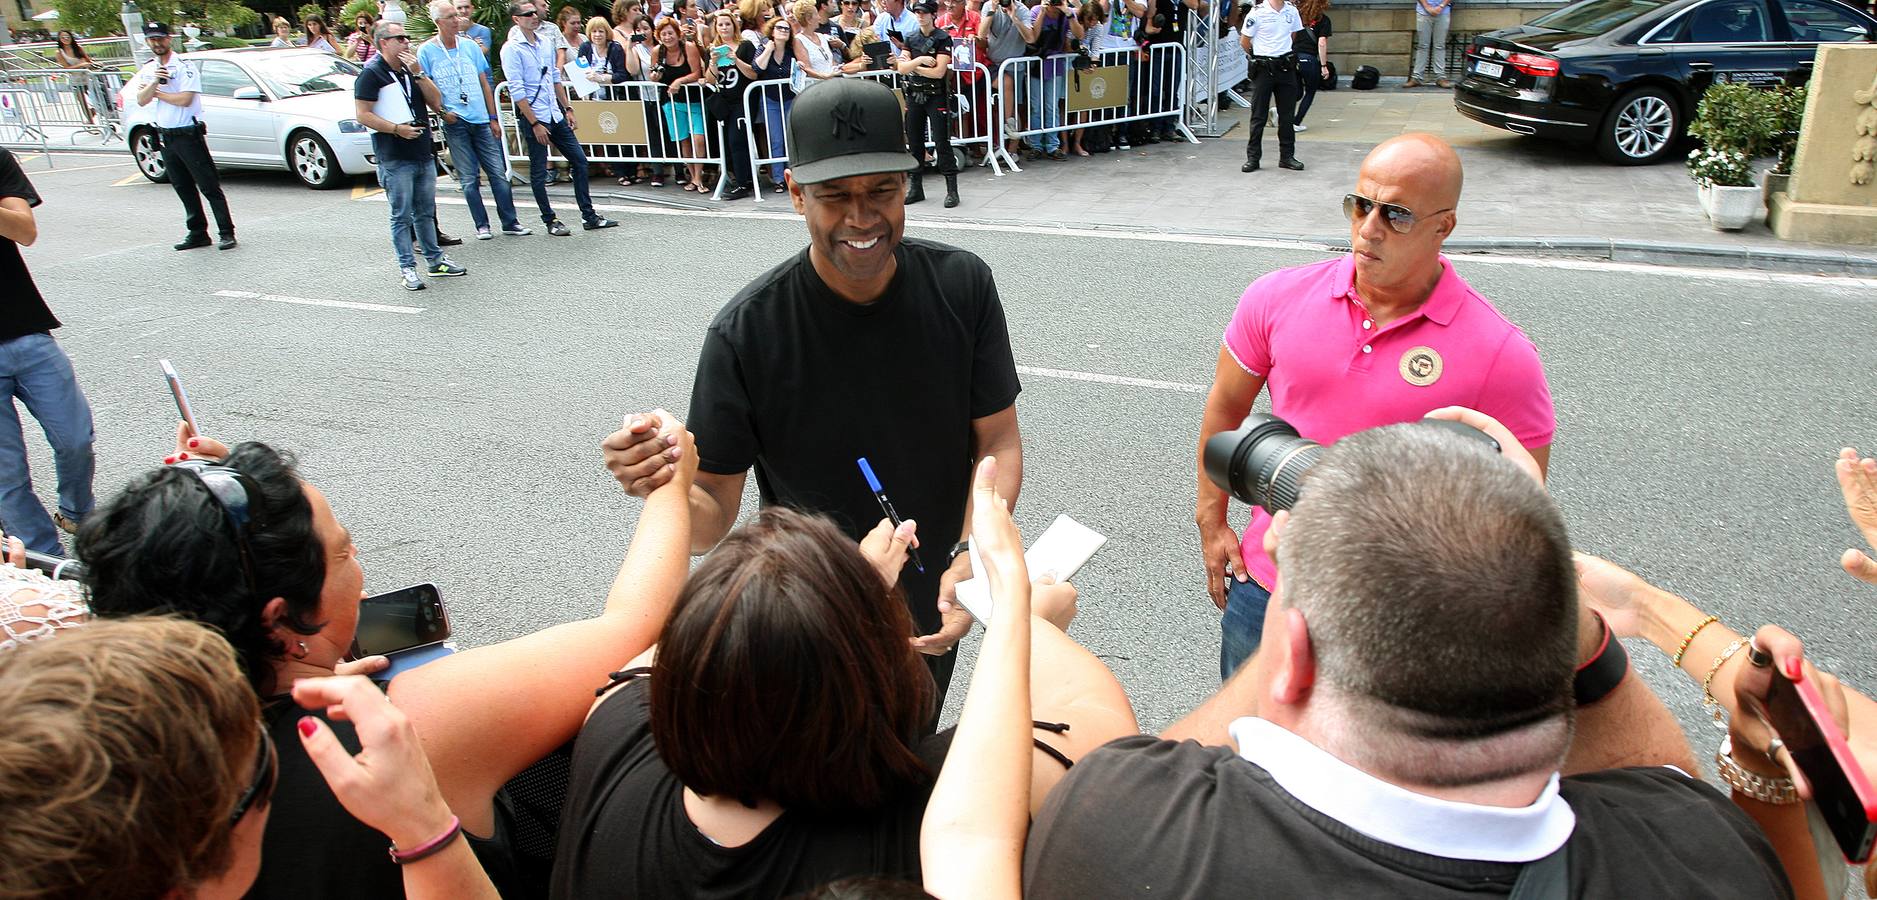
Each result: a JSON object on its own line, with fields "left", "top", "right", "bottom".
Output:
{"left": 228, "top": 725, "right": 277, "bottom": 828}
{"left": 1342, "top": 192, "right": 1452, "bottom": 234}
{"left": 169, "top": 459, "right": 273, "bottom": 599}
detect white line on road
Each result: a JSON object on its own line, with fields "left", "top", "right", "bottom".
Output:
{"left": 1017, "top": 364, "right": 1207, "bottom": 394}
{"left": 214, "top": 290, "right": 425, "bottom": 314}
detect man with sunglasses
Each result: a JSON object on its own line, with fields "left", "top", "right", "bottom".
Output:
{"left": 501, "top": 0, "right": 620, "bottom": 236}
{"left": 354, "top": 21, "right": 469, "bottom": 290}
{"left": 1196, "top": 133, "right": 1554, "bottom": 680}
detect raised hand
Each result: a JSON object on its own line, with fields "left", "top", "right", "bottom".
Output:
{"left": 1836, "top": 447, "right": 1877, "bottom": 585}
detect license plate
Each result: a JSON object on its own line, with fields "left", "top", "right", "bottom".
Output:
{"left": 1474, "top": 61, "right": 1504, "bottom": 78}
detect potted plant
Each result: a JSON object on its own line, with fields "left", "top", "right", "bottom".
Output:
{"left": 1761, "top": 85, "right": 1806, "bottom": 208}
{"left": 1688, "top": 83, "right": 1772, "bottom": 231}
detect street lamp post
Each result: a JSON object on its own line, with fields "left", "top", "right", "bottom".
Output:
{"left": 121, "top": 0, "right": 151, "bottom": 66}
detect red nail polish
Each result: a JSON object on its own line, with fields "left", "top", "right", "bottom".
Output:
{"left": 177, "top": 452, "right": 189, "bottom": 460}
{"left": 1785, "top": 657, "right": 1803, "bottom": 680}
{"left": 163, "top": 455, "right": 176, "bottom": 464}
{"left": 297, "top": 717, "right": 317, "bottom": 738}
{"left": 187, "top": 438, "right": 199, "bottom": 448}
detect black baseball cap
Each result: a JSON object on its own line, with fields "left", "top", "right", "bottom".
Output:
{"left": 143, "top": 21, "right": 172, "bottom": 36}
{"left": 785, "top": 79, "right": 917, "bottom": 185}
{"left": 910, "top": 1, "right": 938, "bottom": 11}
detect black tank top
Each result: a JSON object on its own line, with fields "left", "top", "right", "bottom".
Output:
{"left": 658, "top": 47, "right": 693, "bottom": 86}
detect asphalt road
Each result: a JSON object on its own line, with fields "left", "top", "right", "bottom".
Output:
{"left": 13, "top": 155, "right": 1877, "bottom": 744}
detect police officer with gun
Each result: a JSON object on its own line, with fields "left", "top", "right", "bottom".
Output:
{"left": 899, "top": 0, "right": 961, "bottom": 208}
{"left": 1238, "top": 0, "right": 1304, "bottom": 173}
{"left": 134, "top": 22, "right": 237, "bottom": 249}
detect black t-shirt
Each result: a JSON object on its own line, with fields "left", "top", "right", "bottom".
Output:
{"left": 0, "top": 147, "right": 57, "bottom": 342}
{"left": 1142, "top": 0, "right": 1189, "bottom": 43}
{"left": 549, "top": 678, "right": 954, "bottom": 899}
{"left": 1022, "top": 736, "right": 1795, "bottom": 899}
{"left": 902, "top": 27, "right": 955, "bottom": 89}
{"left": 354, "top": 57, "right": 431, "bottom": 163}
{"left": 685, "top": 238, "right": 1021, "bottom": 633}
{"left": 1293, "top": 12, "right": 1329, "bottom": 54}
{"left": 705, "top": 41, "right": 756, "bottom": 117}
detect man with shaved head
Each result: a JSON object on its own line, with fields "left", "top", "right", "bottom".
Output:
{"left": 1196, "top": 134, "right": 1556, "bottom": 679}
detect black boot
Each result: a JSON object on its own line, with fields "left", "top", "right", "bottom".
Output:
{"left": 905, "top": 173, "right": 925, "bottom": 205}
{"left": 1241, "top": 158, "right": 1260, "bottom": 173}
{"left": 943, "top": 174, "right": 959, "bottom": 209}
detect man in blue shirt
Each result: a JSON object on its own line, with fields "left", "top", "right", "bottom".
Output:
{"left": 455, "top": 0, "right": 495, "bottom": 50}
{"left": 421, "top": 0, "right": 528, "bottom": 239}
{"left": 500, "top": 0, "right": 618, "bottom": 236}
{"left": 355, "top": 20, "right": 469, "bottom": 289}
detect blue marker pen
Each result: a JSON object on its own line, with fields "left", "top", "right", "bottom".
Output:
{"left": 857, "top": 457, "right": 925, "bottom": 574}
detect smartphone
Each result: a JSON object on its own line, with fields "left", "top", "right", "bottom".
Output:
{"left": 159, "top": 359, "right": 200, "bottom": 435}
{"left": 1766, "top": 668, "right": 1877, "bottom": 862}
{"left": 351, "top": 583, "right": 451, "bottom": 657}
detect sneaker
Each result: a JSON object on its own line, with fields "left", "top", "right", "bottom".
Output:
{"left": 547, "top": 220, "right": 572, "bottom": 237}
{"left": 476, "top": 227, "right": 494, "bottom": 240}
{"left": 1435, "top": 77, "right": 1453, "bottom": 89}
{"left": 501, "top": 223, "right": 533, "bottom": 236}
{"left": 427, "top": 257, "right": 467, "bottom": 277}
{"left": 1048, "top": 149, "right": 1068, "bottom": 161}
{"left": 52, "top": 511, "right": 80, "bottom": 535}
{"left": 1403, "top": 77, "right": 1423, "bottom": 88}
{"left": 401, "top": 267, "right": 427, "bottom": 291}
{"left": 583, "top": 216, "right": 618, "bottom": 231}
{"left": 1293, "top": 122, "right": 1309, "bottom": 133}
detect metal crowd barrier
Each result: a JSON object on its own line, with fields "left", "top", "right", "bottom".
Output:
{"left": 495, "top": 79, "right": 731, "bottom": 200}
{"left": 0, "top": 68, "right": 126, "bottom": 158}
{"left": 997, "top": 42, "right": 1195, "bottom": 158}
{"left": 849, "top": 62, "right": 1006, "bottom": 177}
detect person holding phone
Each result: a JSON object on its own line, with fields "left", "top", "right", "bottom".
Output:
{"left": 133, "top": 21, "right": 237, "bottom": 251}
{"left": 701, "top": 9, "right": 760, "bottom": 199}
{"left": 0, "top": 146, "right": 94, "bottom": 560}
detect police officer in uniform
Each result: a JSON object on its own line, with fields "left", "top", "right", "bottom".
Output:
{"left": 899, "top": 0, "right": 960, "bottom": 208}
{"left": 1238, "top": 0, "right": 1304, "bottom": 173}
{"left": 134, "top": 22, "right": 236, "bottom": 250}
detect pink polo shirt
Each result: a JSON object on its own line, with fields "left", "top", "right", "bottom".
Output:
{"left": 1224, "top": 254, "right": 1555, "bottom": 590}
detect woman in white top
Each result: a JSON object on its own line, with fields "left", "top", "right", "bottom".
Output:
{"left": 303, "top": 15, "right": 340, "bottom": 53}
{"left": 791, "top": 0, "right": 839, "bottom": 87}
{"left": 269, "top": 16, "right": 301, "bottom": 48}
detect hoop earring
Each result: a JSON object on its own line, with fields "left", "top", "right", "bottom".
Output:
{"left": 295, "top": 641, "right": 309, "bottom": 658}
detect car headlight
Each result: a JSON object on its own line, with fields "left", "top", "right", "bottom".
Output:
{"left": 338, "top": 119, "right": 368, "bottom": 133}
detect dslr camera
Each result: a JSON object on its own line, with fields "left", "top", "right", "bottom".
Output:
{"left": 1203, "top": 414, "right": 1501, "bottom": 512}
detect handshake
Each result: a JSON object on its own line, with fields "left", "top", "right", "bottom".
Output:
{"left": 601, "top": 409, "right": 696, "bottom": 497}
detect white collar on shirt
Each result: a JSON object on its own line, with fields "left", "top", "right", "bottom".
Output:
{"left": 1228, "top": 716, "right": 1576, "bottom": 863}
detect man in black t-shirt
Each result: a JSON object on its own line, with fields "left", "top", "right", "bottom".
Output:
{"left": 604, "top": 79, "right": 1022, "bottom": 699}
{"left": 0, "top": 147, "right": 95, "bottom": 558}
{"left": 354, "top": 21, "right": 467, "bottom": 291}
{"left": 1022, "top": 420, "right": 1798, "bottom": 898}
{"left": 898, "top": 1, "right": 961, "bottom": 207}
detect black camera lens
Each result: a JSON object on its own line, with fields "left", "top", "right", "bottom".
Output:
{"left": 1203, "top": 413, "right": 1323, "bottom": 511}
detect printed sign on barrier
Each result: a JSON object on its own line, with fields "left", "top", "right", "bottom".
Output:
{"left": 1065, "top": 65, "right": 1130, "bottom": 113}
{"left": 568, "top": 99, "right": 649, "bottom": 145}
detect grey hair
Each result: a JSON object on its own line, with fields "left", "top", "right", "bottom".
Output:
{"left": 429, "top": 0, "right": 458, "bottom": 21}
{"left": 1277, "top": 423, "right": 1577, "bottom": 745}
{"left": 373, "top": 20, "right": 406, "bottom": 40}
{"left": 508, "top": 1, "right": 537, "bottom": 15}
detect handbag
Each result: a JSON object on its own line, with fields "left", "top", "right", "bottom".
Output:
{"left": 1321, "top": 59, "right": 1337, "bottom": 90}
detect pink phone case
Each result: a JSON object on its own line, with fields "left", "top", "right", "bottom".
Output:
{"left": 1792, "top": 672, "right": 1877, "bottom": 860}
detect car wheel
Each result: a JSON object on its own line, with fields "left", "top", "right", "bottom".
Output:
{"left": 290, "top": 130, "right": 343, "bottom": 189}
{"left": 131, "top": 127, "right": 168, "bottom": 183}
{"left": 1597, "top": 86, "right": 1681, "bottom": 165}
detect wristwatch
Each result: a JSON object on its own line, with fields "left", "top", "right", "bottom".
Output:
{"left": 948, "top": 540, "right": 971, "bottom": 563}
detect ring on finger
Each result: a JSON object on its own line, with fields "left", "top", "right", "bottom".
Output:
{"left": 1766, "top": 737, "right": 1786, "bottom": 761}
{"left": 1748, "top": 642, "right": 1773, "bottom": 668}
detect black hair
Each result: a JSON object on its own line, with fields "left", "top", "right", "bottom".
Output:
{"left": 78, "top": 443, "right": 327, "bottom": 693}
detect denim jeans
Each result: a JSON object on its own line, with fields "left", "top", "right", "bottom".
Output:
{"left": 762, "top": 95, "right": 792, "bottom": 184}
{"left": 1219, "top": 576, "right": 1272, "bottom": 682}
{"left": 444, "top": 119, "right": 521, "bottom": 232}
{"left": 1026, "top": 72, "right": 1065, "bottom": 153}
{"left": 1412, "top": 6, "right": 1451, "bottom": 80}
{"left": 0, "top": 333, "right": 95, "bottom": 556}
{"left": 377, "top": 156, "right": 441, "bottom": 271}
{"left": 523, "top": 118, "right": 598, "bottom": 225}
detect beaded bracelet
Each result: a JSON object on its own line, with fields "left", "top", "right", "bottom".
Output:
{"left": 1702, "top": 637, "right": 1750, "bottom": 731}
{"left": 1671, "top": 614, "right": 1720, "bottom": 669}
{"left": 388, "top": 815, "right": 462, "bottom": 865}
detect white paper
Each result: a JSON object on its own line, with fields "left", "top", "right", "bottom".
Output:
{"left": 371, "top": 84, "right": 413, "bottom": 125}
{"left": 563, "top": 60, "right": 601, "bottom": 98}
{"left": 954, "top": 514, "right": 1107, "bottom": 625}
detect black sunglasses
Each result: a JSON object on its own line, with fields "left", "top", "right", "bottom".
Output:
{"left": 383, "top": 33, "right": 411, "bottom": 41}
{"left": 1342, "top": 192, "right": 1452, "bottom": 234}
{"left": 515, "top": 9, "right": 541, "bottom": 16}
{"left": 228, "top": 724, "right": 277, "bottom": 827}
{"left": 170, "top": 459, "right": 272, "bottom": 599}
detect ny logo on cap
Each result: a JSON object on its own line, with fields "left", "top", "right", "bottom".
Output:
{"left": 831, "top": 101, "right": 867, "bottom": 139}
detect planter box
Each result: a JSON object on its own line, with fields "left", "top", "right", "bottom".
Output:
{"left": 1707, "top": 184, "right": 1761, "bottom": 231}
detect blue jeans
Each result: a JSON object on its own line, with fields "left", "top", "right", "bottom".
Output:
{"left": 377, "top": 156, "right": 441, "bottom": 270}
{"left": 762, "top": 95, "right": 791, "bottom": 184}
{"left": 1026, "top": 72, "right": 1065, "bottom": 153}
{"left": 1219, "top": 576, "right": 1272, "bottom": 682}
{"left": 0, "top": 333, "right": 95, "bottom": 556}
{"left": 523, "top": 118, "right": 598, "bottom": 225}
{"left": 444, "top": 119, "right": 521, "bottom": 232}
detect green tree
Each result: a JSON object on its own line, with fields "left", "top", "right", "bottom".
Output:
{"left": 54, "top": 0, "right": 259, "bottom": 36}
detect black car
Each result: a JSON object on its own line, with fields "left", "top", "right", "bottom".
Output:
{"left": 1453, "top": 0, "right": 1875, "bottom": 164}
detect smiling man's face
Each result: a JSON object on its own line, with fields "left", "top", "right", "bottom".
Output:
{"left": 790, "top": 171, "right": 907, "bottom": 297}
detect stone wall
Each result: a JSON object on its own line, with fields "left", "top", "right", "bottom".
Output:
{"left": 1322, "top": 0, "right": 1566, "bottom": 78}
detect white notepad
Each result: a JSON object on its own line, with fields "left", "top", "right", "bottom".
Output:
{"left": 954, "top": 514, "right": 1106, "bottom": 625}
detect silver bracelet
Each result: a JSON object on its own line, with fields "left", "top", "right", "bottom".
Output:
{"left": 1716, "top": 735, "right": 1800, "bottom": 805}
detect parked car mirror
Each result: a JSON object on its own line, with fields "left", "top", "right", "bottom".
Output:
{"left": 232, "top": 86, "right": 266, "bottom": 101}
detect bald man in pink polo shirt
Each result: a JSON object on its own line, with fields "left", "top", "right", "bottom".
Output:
{"left": 1197, "top": 134, "right": 1555, "bottom": 681}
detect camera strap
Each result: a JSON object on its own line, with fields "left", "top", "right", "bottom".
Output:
{"left": 1508, "top": 839, "right": 1569, "bottom": 900}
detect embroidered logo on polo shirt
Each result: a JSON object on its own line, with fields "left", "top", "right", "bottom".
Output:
{"left": 1399, "top": 346, "right": 1443, "bottom": 387}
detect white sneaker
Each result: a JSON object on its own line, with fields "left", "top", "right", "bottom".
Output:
{"left": 501, "top": 223, "right": 533, "bottom": 236}
{"left": 475, "top": 226, "right": 493, "bottom": 240}
{"left": 401, "top": 267, "right": 426, "bottom": 291}
{"left": 1293, "top": 122, "right": 1309, "bottom": 132}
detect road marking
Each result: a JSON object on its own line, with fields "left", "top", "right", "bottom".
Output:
{"left": 18, "top": 160, "right": 140, "bottom": 175}
{"left": 214, "top": 290, "right": 424, "bottom": 314}
{"left": 353, "top": 186, "right": 384, "bottom": 200}
{"left": 1017, "top": 364, "right": 1206, "bottom": 394}
{"left": 112, "top": 173, "right": 147, "bottom": 185}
